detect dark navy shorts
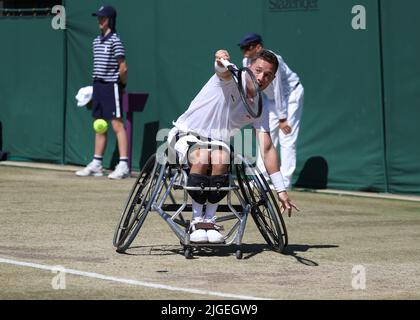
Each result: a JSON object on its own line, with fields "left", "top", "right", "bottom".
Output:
{"left": 92, "top": 81, "right": 123, "bottom": 120}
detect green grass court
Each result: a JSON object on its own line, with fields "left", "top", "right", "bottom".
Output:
{"left": 1, "top": 165, "right": 419, "bottom": 300}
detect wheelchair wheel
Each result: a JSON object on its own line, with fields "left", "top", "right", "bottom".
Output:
{"left": 235, "top": 157, "right": 288, "bottom": 253}
{"left": 113, "top": 154, "right": 163, "bottom": 252}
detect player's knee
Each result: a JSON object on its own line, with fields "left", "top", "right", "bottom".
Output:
{"left": 211, "top": 149, "right": 230, "bottom": 167}
{"left": 188, "top": 148, "right": 211, "bottom": 167}
{"left": 187, "top": 174, "right": 209, "bottom": 204}
{"left": 211, "top": 163, "right": 229, "bottom": 176}
{"left": 189, "top": 163, "right": 210, "bottom": 176}
{"left": 208, "top": 174, "right": 229, "bottom": 204}
{"left": 111, "top": 118, "right": 124, "bottom": 132}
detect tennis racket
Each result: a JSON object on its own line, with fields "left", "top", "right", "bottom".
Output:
{"left": 219, "top": 58, "right": 262, "bottom": 118}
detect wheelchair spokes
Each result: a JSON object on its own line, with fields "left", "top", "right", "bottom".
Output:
{"left": 235, "top": 158, "right": 288, "bottom": 253}
{"left": 113, "top": 154, "right": 162, "bottom": 252}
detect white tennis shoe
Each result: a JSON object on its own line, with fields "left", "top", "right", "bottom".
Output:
{"left": 75, "top": 161, "right": 104, "bottom": 177}
{"left": 207, "top": 230, "right": 224, "bottom": 243}
{"left": 108, "top": 162, "right": 130, "bottom": 180}
{"left": 205, "top": 217, "right": 224, "bottom": 243}
{"left": 190, "top": 217, "right": 208, "bottom": 243}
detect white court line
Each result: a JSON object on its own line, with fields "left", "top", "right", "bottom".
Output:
{"left": 0, "top": 257, "right": 269, "bottom": 300}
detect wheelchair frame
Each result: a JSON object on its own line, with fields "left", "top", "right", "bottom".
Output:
{"left": 113, "top": 152, "right": 288, "bottom": 259}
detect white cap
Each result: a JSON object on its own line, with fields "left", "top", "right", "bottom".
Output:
{"left": 75, "top": 86, "right": 93, "bottom": 107}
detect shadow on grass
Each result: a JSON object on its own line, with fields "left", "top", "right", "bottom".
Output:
{"left": 282, "top": 244, "right": 340, "bottom": 266}
{"left": 117, "top": 243, "right": 339, "bottom": 263}
{"left": 118, "top": 243, "right": 270, "bottom": 259}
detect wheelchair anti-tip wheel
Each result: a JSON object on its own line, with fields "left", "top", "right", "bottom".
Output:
{"left": 113, "top": 154, "right": 163, "bottom": 253}
{"left": 184, "top": 247, "right": 194, "bottom": 259}
{"left": 236, "top": 158, "right": 288, "bottom": 253}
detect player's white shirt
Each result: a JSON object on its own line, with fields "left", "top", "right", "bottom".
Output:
{"left": 173, "top": 73, "right": 270, "bottom": 143}
{"left": 243, "top": 51, "right": 299, "bottom": 120}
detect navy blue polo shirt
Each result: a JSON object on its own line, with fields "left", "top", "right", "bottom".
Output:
{"left": 92, "top": 32, "right": 125, "bottom": 83}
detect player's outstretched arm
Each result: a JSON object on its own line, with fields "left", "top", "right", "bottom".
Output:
{"left": 277, "top": 191, "right": 299, "bottom": 217}
{"left": 257, "top": 130, "right": 300, "bottom": 216}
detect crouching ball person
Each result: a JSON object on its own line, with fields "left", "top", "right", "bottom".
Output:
{"left": 167, "top": 49, "right": 299, "bottom": 244}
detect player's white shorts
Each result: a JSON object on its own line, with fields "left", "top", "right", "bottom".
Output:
{"left": 167, "top": 127, "right": 231, "bottom": 165}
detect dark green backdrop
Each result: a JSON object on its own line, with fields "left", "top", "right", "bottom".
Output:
{"left": 1, "top": 0, "right": 419, "bottom": 195}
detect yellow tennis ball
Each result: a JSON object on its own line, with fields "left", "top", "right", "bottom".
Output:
{"left": 93, "top": 119, "right": 108, "bottom": 134}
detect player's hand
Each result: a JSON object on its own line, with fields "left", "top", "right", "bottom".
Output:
{"left": 215, "top": 49, "right": 230, "bottom": 68}
{"left": 277, "top": 191, "right": 300, "bottom": 217}
{"left": 279, "top": 119, "right": 292, "bottom": 135}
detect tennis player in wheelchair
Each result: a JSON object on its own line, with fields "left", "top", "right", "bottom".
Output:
{"left": 167, "top": 49, "right": 299, "bottom": 244}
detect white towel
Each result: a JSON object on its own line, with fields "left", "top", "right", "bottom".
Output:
{"left": 75, "top": 86, "right": 93, "bottom": 107}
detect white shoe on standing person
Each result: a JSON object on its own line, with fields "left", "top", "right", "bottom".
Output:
{"left": 108, "top": 162, "right": 130, "bottom": 180}
{"left": 75, "top": 161, "right": 104, "bottom": 177}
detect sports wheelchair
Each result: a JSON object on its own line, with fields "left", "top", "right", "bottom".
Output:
{"left": 113, "top": 150, "right": 288, "bottom": 259}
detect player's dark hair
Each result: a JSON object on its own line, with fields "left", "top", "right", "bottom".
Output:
{"left": 252, "top": 50, "right": 279, "bottom": 73}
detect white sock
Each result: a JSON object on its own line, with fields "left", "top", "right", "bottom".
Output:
{"left": 93, "top": 155, "right": 103, "bottom": 166}
{"left": 204, "top": 202, "right": 218, "bottom": 220}
{"left": 118, "top": 160, "right": 129, "bottom": 168}
{"left": 192, "top": 200, "right": 204, "bottom": 220}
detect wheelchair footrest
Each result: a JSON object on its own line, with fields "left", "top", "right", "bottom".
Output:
{"left": 194, "top": 222, "right": 224, "bottom": 231}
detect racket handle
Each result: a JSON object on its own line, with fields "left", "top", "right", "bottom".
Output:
{"left": 219, "top": 58, "right": 234, "bottom": 68}
{"left": 214, "top": 61, "right": 228, "bottom": 73}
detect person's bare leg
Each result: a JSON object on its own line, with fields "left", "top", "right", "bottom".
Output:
{"left": 188, "top": 148, "right": 210, "bottom": 175}
{"left": 187, "top": 148, "right": 211, "bottom": 245}
{"left": 205, "top": 149, "right": 230, "bottom": 220}
{"left": 210, "top": 149, "right": 230, "bottom": 175}
{"left": 75, "top": 130, "right": 106, "bottom": 176}
{"left": 205, "top": 149, "right": 230, "bottom": 243}
{"left": 95, "top": 132, "right": 107, "bottom": 156}
{"left": 106, "top": 118, "right": 130, "bottom": 179}
{"left": 111, "top": 118, "right": 128, "bottom": 158}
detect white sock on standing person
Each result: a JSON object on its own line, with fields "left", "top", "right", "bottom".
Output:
{"left": 93, "top": 155, "right": 103, "bottom": 166}
{"left": 119, "top": 157, "right": 129, "bottom": 167}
